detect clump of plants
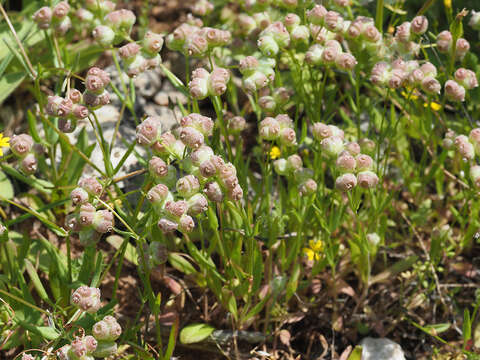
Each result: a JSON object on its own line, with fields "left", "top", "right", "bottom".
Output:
{"left": 1, "top": 0, "right": 480, "bottom": 358}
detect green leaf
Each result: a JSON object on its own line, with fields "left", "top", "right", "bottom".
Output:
{"left": 0, "top": 51, "right": 13, "bottom": 79}
{"left": 450, "top": 12, "right": 464, "bottom": 41}
{"left": 286, "top": 262, "right": 301, "bottom": 301}
{"left": 26, "top": 110, "right": 43, "bottom": 144}
{"left": 221, "top": 289, "right": 238, "bottom": 322}
{"left": 1, "top": 163, "right": 53, "bottom": 194}
{"left": 106, "top": 235, "right": 138, "bottom": 265}
{"left": 243, "top": 295, "right": 269, "bottom": 322}
{"left": 0, "top": 170, "right": 14, "bottom": 199}
{"left": 168, "top": 253, "right": 197, "bottom": 275}
{"left": 0, "top": 196, "right": 66, "bottom": 236}
{"left": 179, "top": 323, "right": 215, "bottom": 344}
{"left": 424, "top": 323, "right": 451, "bottom": 335}
{"left": 347, "top": 346, "right": 363, "bottom": 360}
{"left": 164, "top": 316, "right": 179, "bottom": 360}
{"left": 463, "top": 309, "right": 472, "bottom": 344}
{"left": 90, "top": 251, "right": 104, "bottom": 288}
{"left": 384, "top": 4, "right": 407, "bottom": 15}
{"left": 24, "top": 259, "right": 49, "bottom": 303}
{"left": 31, "top": 325, "right": 60, "bottom": 340}
{"left": 0, "top": 71, "right": 26, "bottom": 104}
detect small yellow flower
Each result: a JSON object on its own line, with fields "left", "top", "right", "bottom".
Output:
{"left": 401, "top": 90, "right": 419, "bottom": 101}
{"left": 424, "top": 101, "right": 442, "bottom": 111}
{"left": 444, "top": 0, "right": 451, "bottom": 9}
{"left": 269, "top": 146, "right": 281, "bottom": 160}
{"left": 387, "top": 26, "right": 395, "bottom": 35}
{"left": 303, "top": 239, "right": 323, "bottom": 261}
{"left": 0, "top": 133, "right": 10, "bottom": 157}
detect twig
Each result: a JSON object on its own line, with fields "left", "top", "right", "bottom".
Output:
{"left": 112, "top": 169, "right": 146, "bottom": 183}
{"left": 0, "top": 3, "right": 37, "bottom": 78}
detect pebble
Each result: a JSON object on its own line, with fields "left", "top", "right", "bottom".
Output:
{"left": 360, "top": 337, "right": 406, "bottom": 360}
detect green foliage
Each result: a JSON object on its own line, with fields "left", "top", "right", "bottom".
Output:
{"left": 1, "top": 0, "right": 480, "bottom": 358}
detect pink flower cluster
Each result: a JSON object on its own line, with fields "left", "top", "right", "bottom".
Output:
{"left": 147, "top": 149, "right": 242, "bottom": 234}
{"left": 257, "top": 21, "right": 291, "bottom": 56}
{"left": 273, "top": 155, "right": 318, "bottom": 196}
{"left": 60, "top": 287, "right": 120, "bottom": 358}
{"left": 166, "top": 23, "right": 231, "bottom": 57}
{"left": 191, "top": 0, "right": 214, "bottom": 16}
{"left": 335, "top": 151, "right": 379, "bottom": 191}
{"left": 436, "top": 30, "right": 470, "bottom": 60}
{"left": 226, "top": 115, "right": 247, "bottom": 134}
{"left": 57, "top": 335, "right": 97, "bottom": 360}
{"left": 392, "top": 16, "right": 428, "bottom": 55}
{"left": 444, "top": 128, "right": 480, "bottom": 188}
{"left": 118, "top": 31, "right": 164, "bottom": 77}
{"left": 9, "top": 134, "right": 37, "bottom": 175}
{"left": 371, "top": 60, "right": 441, "bottom": 93}
{"left": 71, "top": 285, "right": 102, "bottom": 313}
{"left": 259, "top": 114, "right": 297, "bottom": 146}
{"left": 238, "top": 55, "right": 276, "bottom": 93}
{"left": 258, "top": 87, "right": 292, "bottom": 115}
{"left": 136, "top": 113, "right": 244, "bottom": 234}
{"left": 188, "top": 67, "right": 231, "bottom": 99}
{"left": 447, "top": 128, "right": 480, "bottom": 161}
{"left": 306, "top": 40, "right": 357, "bottom": 71}
{"left": 67, "top": 177, "right": 114, "bottom": 237}
{"left": 306, "top": 6, "right": 384, "bottom": 58}
{"left": 89, "top": 8, "right": 136, "bottom": 47}
{"left": 103, "top": 9, "right": 136, "bottom": 34}
{"left": 284, "top": 13, "right": 310, "bottom": 44}
{"left": 312, "top": 122, "right": 379, "bottom": 190}
{"left": 33, "top": 1, "right": 71, "bottom": 35}
{"left": 93, "top": 314, "right": 121, "bottom": 338}
{"left": 179, "top": 113, "right": 215, "bottom": 149}
{"left": 312, "top": 122, "right": 345, "bottom": 157}
{"left": 46, "top": 67, "right": 111, "bottom": 132}
{"left": 444, "top": 68, "right": 478, "bottom": 102}
{"left": 237, "top": 12, "right": 272, "bottom": 36}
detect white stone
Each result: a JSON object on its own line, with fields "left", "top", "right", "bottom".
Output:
{"left": 360, "top": 337, "right": 406, "bottom": 360}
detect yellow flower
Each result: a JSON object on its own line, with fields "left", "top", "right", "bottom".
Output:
{"left": 401, "top": 90, "right": 419, "bottom": 101}
{"left": 269, "top": 146, "right": 281, "bottom": 159}
{"left": 303, "top": 239, "right": 323, "bottom": 261}
{"left": 0, "top": 133, "right": 10, "bottom": 157}
{"left": 444, "top": 0, "right": 451, "bottom": 9}
{"left": 424, "top": 102, "right": 442, "bottom": 111}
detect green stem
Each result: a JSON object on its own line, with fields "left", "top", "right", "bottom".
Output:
{"left": 375, "top": 0, "right": 384, "bottom": 31}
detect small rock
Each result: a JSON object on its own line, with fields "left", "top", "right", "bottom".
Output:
{"left": 133, "top": 68, "right": 162, "bottom": 98}
{"left": 143, "top": 104, "right": 180, "bottom": 131}
{"left": 360, "top": 337, "right": 406, "bottom": 360}
{"left": 154, "top": 92, "right": 169, "bottom": 106}
{"left": 161, "top": 81, "right": 188, "bottom": 105}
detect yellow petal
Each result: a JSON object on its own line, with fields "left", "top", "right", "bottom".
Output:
{"left": 303, "top": 248, "right": 315, "bottom": 261}
{"left": 269, "top": 146, "right": 281, "bottom": 160}
{"left": 309, "top": 239, "right": 323, "bottom": 252}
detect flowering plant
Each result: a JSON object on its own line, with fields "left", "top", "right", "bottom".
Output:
{"left": 0, "top": 0, "right": 480, "bottom": 358}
